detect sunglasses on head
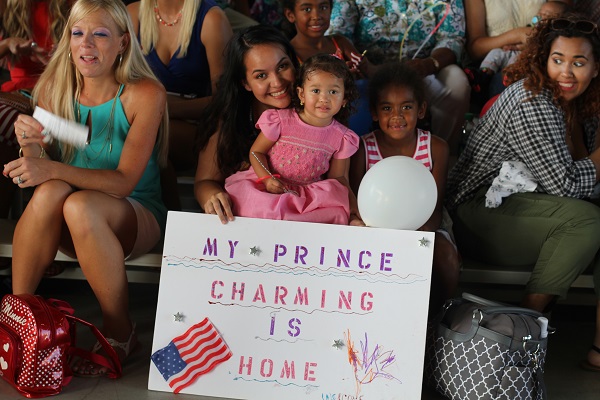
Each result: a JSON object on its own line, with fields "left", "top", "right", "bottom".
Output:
{"left": 550, "top": 18, "right": 598, "bottom": 34}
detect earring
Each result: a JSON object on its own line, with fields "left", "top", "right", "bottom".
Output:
{"left": 119, "top": 53, "right": 123, "bottom": 66}
{"left": 300, "top": 100, "right": 304, "bottom": 106}
{"left": 68, "top": 50, "right": 71, "bottom": 59}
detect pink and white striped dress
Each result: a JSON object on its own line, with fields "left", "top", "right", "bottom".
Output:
{"left": 362, "top": 129, "right": 433, "bottom": 171}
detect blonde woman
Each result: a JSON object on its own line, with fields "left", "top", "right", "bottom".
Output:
{"left": 127, "top": 0, "right": 232, "bottom": 209}
{"left": 0, "top": 0, "right": 71, "bottom": 218}
{"left": 3, "top": 0, "right": 168, "bottom": 376}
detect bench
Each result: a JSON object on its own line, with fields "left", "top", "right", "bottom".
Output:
{"left": 0, "top": 218, "right": 163, "bottom": 284}
{"left": 1, "top": 217, "right": 595, "bottom": 289}
{"left": 0, "top": 176, "right": 203, "bottom": 284}
{"left": 459, "top": 257, "right": 594, "bottom": 289}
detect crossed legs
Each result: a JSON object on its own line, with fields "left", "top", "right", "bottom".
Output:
{"left": 12, "top": 180, "right": 139, "bottom": 366}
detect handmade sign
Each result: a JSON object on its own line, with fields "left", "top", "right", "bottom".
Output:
{"left": 148, "top": 212, "right": 434, "bottom": 399}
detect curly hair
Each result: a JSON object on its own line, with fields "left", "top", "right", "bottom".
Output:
{"left": 293, "top": 54, "right": 358, "bottom": 125}
{"left": 196, "top": 25, "right": 299, "bottom": 178}
{"left": 505, "top": 14, "right": 600, "bottom": 118}
{"left": 368, "top": 61, "right": 426, "bottom": 112}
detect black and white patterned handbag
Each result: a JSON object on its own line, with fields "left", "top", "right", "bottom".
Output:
{"left": 424, "top": 293, "right": 550, "bottom": 400}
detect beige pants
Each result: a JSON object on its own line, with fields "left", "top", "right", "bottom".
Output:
{"left": 425, "top": 64, "right": 471, "bottom": 143}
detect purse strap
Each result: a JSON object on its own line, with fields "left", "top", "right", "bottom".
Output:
{"left": 508, "top": 314, "right": 547, "bottom": 400}
{"left": 65, "top": 314, "right": 123, "bottom": 379}
{"left": 480, "top": 306, "right": 543, "bottom": 319}
{"left": 46, "top": 298, "right": 122, "bottom": 378}
{"left": 435, "top": 295, "right": 549, "bottom": 399}
{"left": 47, "top": 298, "right": 75, "bottom": 316}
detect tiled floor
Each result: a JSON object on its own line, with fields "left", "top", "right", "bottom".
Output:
{"left": 0, "top": 276, "right": 598, "bottom": 400}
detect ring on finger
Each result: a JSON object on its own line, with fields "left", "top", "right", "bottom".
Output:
{"left": 21, "top": 131, "right": 26, "bottom": 139}
{"left": 30, "top": 42, "right": 37, "bottom": 48}
{"left": 17, "top": 175, "right": 23, "bottom": 185}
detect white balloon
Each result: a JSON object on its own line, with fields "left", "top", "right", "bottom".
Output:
{"left": 357, "top": 156, "right": 437, "bottom": 230}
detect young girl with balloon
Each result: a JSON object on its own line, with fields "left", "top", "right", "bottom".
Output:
{"left": 224, "top": 54, "right": 362, "bottom": 225}
{"left": 349, "top": 61, "right": 460, "bottom": 314}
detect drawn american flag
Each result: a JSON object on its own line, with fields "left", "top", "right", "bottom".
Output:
{"left": 151, "top": 318, "right": 232, "bottom": 393}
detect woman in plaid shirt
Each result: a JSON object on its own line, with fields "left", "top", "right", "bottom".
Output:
{"left": 447, "top": 15, "right": 600, "bottom": 371}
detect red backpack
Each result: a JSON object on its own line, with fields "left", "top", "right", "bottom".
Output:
{"left": 0, "top": 294, "right": 120, "bottom": 398}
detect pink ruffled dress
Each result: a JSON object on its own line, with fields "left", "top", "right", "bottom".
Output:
{"left": 225, "top": 108, "right": 359, "bottom": 224}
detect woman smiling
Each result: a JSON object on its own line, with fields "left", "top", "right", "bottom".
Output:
{"left": 446, "top": 14, "right": 600, "bottom": 371}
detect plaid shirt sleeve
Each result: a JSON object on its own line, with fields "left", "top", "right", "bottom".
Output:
{"left": 511, "top": 92, "right": 597, "bottom": 197}
{"left": 447, "top": 80, "right": 597, "bottom": 209}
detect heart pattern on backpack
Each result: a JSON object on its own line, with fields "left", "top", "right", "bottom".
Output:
{"left": 2, "top": 343, "right": 8, "bottom": 352}
{"left": 0, "top": 356, "right": 7, "bottom": 370}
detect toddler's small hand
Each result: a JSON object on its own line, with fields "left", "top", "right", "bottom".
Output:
{"left": 265, "top": 177, "right": 285, "bottom": 194}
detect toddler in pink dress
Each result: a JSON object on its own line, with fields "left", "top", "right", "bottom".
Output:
{"left": 225, "top": 54, "right": 360, "bottom": 225}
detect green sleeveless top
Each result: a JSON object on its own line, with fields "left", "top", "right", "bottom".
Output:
{"left": 69, "top": 84, "right": 167, "bottom": 233}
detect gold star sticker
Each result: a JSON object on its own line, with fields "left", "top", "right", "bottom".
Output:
{"left": 332, "top": 339, "right": 345, "bottom": 349}
{"left": 173, "top": 312, "right": 185, "bottom": 322}
{"left": 419, "top": 237, "right": 430, "bottom": 247}
{"left": 249, "top": 246, "right": 261, "bottom": 256}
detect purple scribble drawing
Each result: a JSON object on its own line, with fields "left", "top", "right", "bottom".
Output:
{"left": 345, "top": 330, "right": 401, "bottom": 394}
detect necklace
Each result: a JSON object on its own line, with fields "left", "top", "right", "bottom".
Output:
{"left": 76, "top": 85, "right": 120, "bottom": 163}
{"left": 154, "top": 1, "right": 183, "bottom": 27}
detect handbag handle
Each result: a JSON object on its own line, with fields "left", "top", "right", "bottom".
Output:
{"left": 479, "top": 306, "right": 543, "bottom": 319}
{"left": 47, "top": 298, "right": 75, "bottom": 316}
{"left": 438, "top": 306, "right": 546, "bottom": 345}
{"left": 65, "top": 314, "right": 122, "bottom": 379}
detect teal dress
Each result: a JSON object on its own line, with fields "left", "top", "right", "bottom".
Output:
{"left": 69, "top": 84, "right": 167, "bottom": 233}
